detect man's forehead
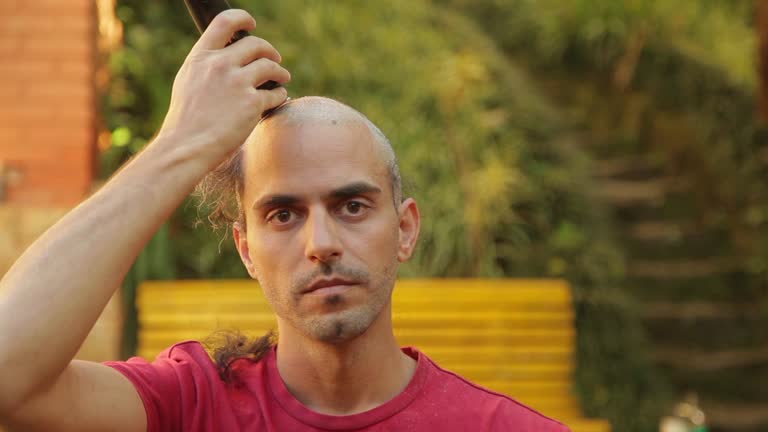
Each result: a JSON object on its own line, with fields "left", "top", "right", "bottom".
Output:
{"left": 246, "top": 118, "right": 378, "bottom": 165}
{"left": 237, "top": 96, "right": 396, "bottom": 203}
{"left": 245, "top": 97, "right": 382, "bottom": 158}
{"left": 242, "top": 121, "right": 389, "bottom": 201}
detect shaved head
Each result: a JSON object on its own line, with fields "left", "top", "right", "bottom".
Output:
{"left": 257, "top": 97, "right": 402, "bottom": 204}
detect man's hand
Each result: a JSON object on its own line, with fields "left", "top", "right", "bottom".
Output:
{"left": 157, "top": 9, "right": 290, "bottom": 170}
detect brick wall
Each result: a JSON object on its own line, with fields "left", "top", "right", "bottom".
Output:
{"left": 0, "top": 0, "right": 96, "bottom": 206}
{"left": 0, "top": 1, "right": 121, "bottom": 363}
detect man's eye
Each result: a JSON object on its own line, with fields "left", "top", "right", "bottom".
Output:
{"left": 347, "top": 202, "right": 362, "bottom": 214}
{"left": 341, "top": 201, "right": 368, "bottom": 216}
{"left": 268, "top": 209, "right": 294, "bottom": 224}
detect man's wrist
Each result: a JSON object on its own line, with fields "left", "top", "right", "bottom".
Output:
{"left": 147, "top": 131, "right": 214, "bottom": 176}
{"left": 107, "top": 132, "right": 212, "bottom": 209}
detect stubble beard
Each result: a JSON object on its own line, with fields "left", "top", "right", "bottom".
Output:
{"left": 302, "top": 260, "right": 397, "bottom": 343}
{"left": 262, "top": 259, "right": 398, "bottom": 344}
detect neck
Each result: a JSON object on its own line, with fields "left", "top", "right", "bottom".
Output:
{"left": 274, "top": 303, "right": 416, "bottom": 415}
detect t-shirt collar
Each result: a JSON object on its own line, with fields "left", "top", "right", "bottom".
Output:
{"left": 265, "top": 346, "right": 431, "bottom": 430}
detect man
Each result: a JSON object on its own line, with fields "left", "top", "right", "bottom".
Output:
{"left": 0, "top": 10, "right": 570, "bottom": 432}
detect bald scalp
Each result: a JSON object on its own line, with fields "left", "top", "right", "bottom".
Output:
{"left": 257, "top": 97, "right": 402, "bottom": 204}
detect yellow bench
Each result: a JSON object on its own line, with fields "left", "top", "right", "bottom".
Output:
{"left": 137, "top": 278, "right": 611, "bottom": 432}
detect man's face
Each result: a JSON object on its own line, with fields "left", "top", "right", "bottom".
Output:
{"left": 233, "top": 119, "right": 419, "bottom": 343}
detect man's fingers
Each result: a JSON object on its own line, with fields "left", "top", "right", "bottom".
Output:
{"left": 195, "top": 9, "right": 256, "bottom": 51}
{"left": 257, "top": 86, "right": 289, "bottom": 112}
{"left": 228, "top": 36, "right": 282, "bottom": 66}
{"left": 243, "top": 58, "right": 291, "bottom": 89}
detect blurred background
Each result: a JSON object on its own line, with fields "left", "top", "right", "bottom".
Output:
{"left": 2, "top": 0, "right": 768, "bottom": 431}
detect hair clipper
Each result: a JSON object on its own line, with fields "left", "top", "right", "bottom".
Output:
{"left": 184, "top": 0, "right": 280, "bottom": 90}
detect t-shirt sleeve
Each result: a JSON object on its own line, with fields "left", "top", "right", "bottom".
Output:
{"left": 104, "top": 341, "right": 222, "bottom": 432}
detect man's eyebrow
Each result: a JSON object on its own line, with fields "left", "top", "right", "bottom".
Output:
{"left": 252, "top": 194, "right": 301, "bottom": 211}
{"left": 329, "top": 182, "right": 382, "bottom": 199}
{"left": 251, "top": 182, "right": 382, "bottom": 210}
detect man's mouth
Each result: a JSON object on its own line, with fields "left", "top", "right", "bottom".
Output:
{"left": 303, "top": 277, "right": 358, "bottom": 295}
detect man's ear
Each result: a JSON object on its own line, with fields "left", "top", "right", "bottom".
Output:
{"left": 396, "top": 198, "right": 421, "bottom": 262}
{"left": 233, "top": 222, "right": 258, "bottom": 279}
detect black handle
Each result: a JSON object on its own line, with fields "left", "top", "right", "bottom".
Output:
{"left": 184, "top": 0, "right": 280, "bottom": 90}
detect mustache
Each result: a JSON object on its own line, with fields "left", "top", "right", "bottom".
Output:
{"left": 291, "top": 262, "right": 370, "bottom": 294}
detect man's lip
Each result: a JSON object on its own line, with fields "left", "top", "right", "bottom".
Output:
{"left": 304, "top": 278, "right": 357, "bottom": 294}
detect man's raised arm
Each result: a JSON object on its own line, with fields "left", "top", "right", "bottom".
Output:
{"left": 0, "top": 10, "right": 289, "bottom": 431}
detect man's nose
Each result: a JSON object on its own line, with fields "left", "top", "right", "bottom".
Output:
{"left": 304, "top": 210, "right": 343, "bottom": 264}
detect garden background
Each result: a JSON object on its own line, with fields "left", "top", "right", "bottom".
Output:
{"left": 2, "top": 1, "right": 767, "bottom": 431}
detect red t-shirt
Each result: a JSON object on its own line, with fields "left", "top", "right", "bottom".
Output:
{"left": 106, "top": 341, "right": 570, "bottom": 431}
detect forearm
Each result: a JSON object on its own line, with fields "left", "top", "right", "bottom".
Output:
{"left": 0, "top": 137, "right": 207, "bottom": 410}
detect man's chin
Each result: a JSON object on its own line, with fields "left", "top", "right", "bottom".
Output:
{"left": 302, "top": 309, "right": 375, "bottom": 343}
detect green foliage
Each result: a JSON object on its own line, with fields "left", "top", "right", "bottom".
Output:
{"left": 441, "top": 0, "right": 754, "bottom": 86}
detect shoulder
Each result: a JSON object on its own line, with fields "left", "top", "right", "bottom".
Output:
{"left": 163, "top": 340, "right": 214, "bottom": 362}
{"left": 104, "top": 340, "right": 223, "bottom": 405}
{"left": 102, "top": 341, "right": 225, "bottom": 432}
{"left": 418, "top": 351, "right": 570, "bottom": 432}
{"left": 108, "top": 340, "right": 215, "bottom": 373}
